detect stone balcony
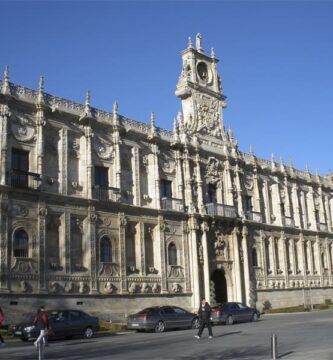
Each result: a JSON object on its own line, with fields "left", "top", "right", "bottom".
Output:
{"left": 160, "top": 197, "right": 184, "bottom": 212}
{"left": 245, "top": 211, "right": 263, "bottom": 223}
{"left": 205, "top": 203, "right": 237, "bottom": 218}
{"left": 7, "top": 169, "right": 41, "bottom": 190}
{"left": 92, "top": 186, "right": 121, "bottom": 202}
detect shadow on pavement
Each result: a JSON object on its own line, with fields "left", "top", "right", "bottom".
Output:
{"left": 278, "top": 351, "right": 294, "bottom": 358}
{"left": 213, "top": 331, "right": 242, "bottom": 338}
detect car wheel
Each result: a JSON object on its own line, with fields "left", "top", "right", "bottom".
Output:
{"left": 192, "top": 318, "right": 200, "bottom": 329}
{"left": 252, "top": 312, "right": 259, "bottom": 322}
{"left": 154, "top": 320, "right": 165, "bottom": 333}
{"left": 226, "top": 315, "right": 234, "bottom": 325}
{"left": 83, "top": 327, "right": 94, "bottom": 339}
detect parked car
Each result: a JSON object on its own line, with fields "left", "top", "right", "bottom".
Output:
{"left": 127, "top": 306, "right": 200, "bottom": 333}
{"left": 210, "top": 302, "right": 260, "bottom": 325}
{"left": 13, "top": 310, "right": 99, "bottom": 341}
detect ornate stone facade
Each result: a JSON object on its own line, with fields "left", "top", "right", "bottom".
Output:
{"left": 1, "top": 35, "right": 333, "bottom": 320}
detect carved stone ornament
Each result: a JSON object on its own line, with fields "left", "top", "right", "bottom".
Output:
{"left": 13, "top": 205, "right": 29, "bottom": 217}
{"left": 98, "top": 262, "right": 120, "bottom": 276}
{"left": 93, "top": 137, "right": 114, "bottom": 160}
{"left": 103, "top": 281, "right": 116, "bottom": 294}
{"left": 141, "top": 283, "right": 151, "bottom": 294}
{"left": 11, "top": 116, "right": 36, "bottom": 142}
{"left": 64, "top": 281, "right": 74, "bottom": 293}
{"left": 167, "top": 265, "right": 185, "bottom": 278}
{"left": 214, "top": 234, "right": 229, "bottom": 260}
{"left": 152, "top": 283, "right": 160, "bottom": 294}
{"left": 11, "top": 258, "right": 37, "bottom": 274}
{"left": 185, "top": 94, "right": 221, "bottom": 137}
{"left": 79, "top": 281, "right": 89, "bottom": 294}
{"left": 20, "top": 280, "right": 30, "bottom": 293}
{"left": 205, "top": 157, "right": 222, "bottom": 184}
{"left": 128, "top": 282, "right": 138, "bottom": 294}
{"left": 171, "top": 283, "right": 182, "bottom": 293}
{"left": 244, "top": 174, "right": 254, "bottom": 191}
{"left": 49, "top": 281, "right": 61, "bottom": 294}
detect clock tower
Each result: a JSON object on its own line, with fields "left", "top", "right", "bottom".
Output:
{"left": 175, "top": 34, "right": 227, "bottom": 140}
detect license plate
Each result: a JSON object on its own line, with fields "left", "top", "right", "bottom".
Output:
{"left": 15, "top": 331, "right": 22, "bottom": 335}
{"left": 131, "top": 323, "right": 139, "bottom": 327}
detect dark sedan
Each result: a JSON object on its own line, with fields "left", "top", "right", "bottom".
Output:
{"left": 210, "top": 302, "right": 260, "bottom": 325}
{"left": 127, "top": 306, "right": 200, "bottom": 333}
{"left": 13, "top": 309, "right": 99, "bottom": 341}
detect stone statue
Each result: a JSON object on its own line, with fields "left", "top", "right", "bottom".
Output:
{"left": 196, "top": 33, "right": 202, "bottom": 51}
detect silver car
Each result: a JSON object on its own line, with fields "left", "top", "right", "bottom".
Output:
{"left": 127, "top": 306, "right": 200, "bottom": 333}
{"left": 211, "top": 302, "right": 260, "bottom": 325}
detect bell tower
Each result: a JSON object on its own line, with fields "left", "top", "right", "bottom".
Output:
{"left": 175, "top": 34, "right": 227, "bottom": 139}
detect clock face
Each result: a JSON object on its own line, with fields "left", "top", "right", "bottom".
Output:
{"left": 197, "top": 62, "right": 208, "bottom": 81}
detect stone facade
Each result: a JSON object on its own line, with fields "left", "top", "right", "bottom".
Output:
{"left": 1, "top": 35, "right": 333, "bottom": 321}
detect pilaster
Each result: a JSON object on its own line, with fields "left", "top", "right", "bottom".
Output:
{"left": 84, "top": 126, "right": 93, "bottom": 199}
{"left": 0, "top": 103, "right": 10, "bottom": 185}
{"left": 158, "top": 215, "right": 168, "bottom": 293}
{"left": 132, "top": 147, "right": 141, "bottom": 206}
{"left": 38, "top": 204, "right": 48, "bottom": 293}
{"left": 232, "top": 226, "right": 242, "bottom": 302}
{"left": 0, "top": 192, "right": 9, "bottom": 292}
{"left": 188, "top": 216, "right": 200, "bottom": 309}
{"left": 59, "top": 129, "right": 68, "bottom": 195}
{"left": 200, "top": 220, "right": 210, "bottom": 302}
{"left": 242, "top": 225, "right": 250, "bottom": 305}
{"left": 88, "top": 206, "right": 98, "bottom": 294}
{"left": 119, "top": 213, "right": 128, "bottom": 293}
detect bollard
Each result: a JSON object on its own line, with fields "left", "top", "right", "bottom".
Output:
{"left": 38, "top": 342, "right": 44, "bottom": 360}
{"left": 271, "top": 333, "right": 278, "bottom": 359}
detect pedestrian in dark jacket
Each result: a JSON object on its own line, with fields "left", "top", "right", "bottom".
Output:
{"left": 195, "top": 298, "right": 213, "bottom": 339}
{"left": 0, "top": 307, "right": 6, "bottom": 347}
{"left": 33, "top": 306, "right": 49, "bottom": 348}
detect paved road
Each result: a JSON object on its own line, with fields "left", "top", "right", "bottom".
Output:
{"left": 1, "top": 309, "right": 333, "bottom": 359}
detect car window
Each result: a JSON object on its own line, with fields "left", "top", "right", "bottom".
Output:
{"left": 138, "top": 308, "right": 157, "bottom": 315}
{"left": 173, "top": 307, "right": 186, "bottom": 315}
{"left": 231, "top": 304, "right": 240, "bottom": 310}
{"left": 161, "top": 307, "right": 176, "bottom": 315}
{"left": 238, "top": 303, "right": 247, "bottom": 309}
{"left": 69, "top": 311, "right": 82, "bottom": 321}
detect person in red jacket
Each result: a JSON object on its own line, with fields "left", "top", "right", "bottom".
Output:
{"left": 0, "top": 307, "right": 6, "bottom": 347}
{"left": 33, "top": 306, "right": 49, "bottom": 348}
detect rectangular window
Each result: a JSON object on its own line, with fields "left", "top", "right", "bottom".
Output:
{"left": 94, "top": 166, "right": 109, "bottom": 188}
{"left": 208, "top": 184, "right": 217, "bottom": 203}
{"left": 244, "top": 195, "right": 252, "bottom": 213}
{"left": 160, "top": 179, "right": 172, "bottom": 198}
{"left": 11, "top": 149, "right": 29, "bottom": 188}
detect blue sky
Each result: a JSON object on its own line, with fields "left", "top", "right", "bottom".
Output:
{"left": 1, "top": 0, "right": 333, "bottom": 174}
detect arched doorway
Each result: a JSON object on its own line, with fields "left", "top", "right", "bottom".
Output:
{"left": 211, "top": 269, "right": 227, "bottom": 304}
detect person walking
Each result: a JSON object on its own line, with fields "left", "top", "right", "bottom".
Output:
{"left": 0, "top": 307, "right": 6, "bottom": 347}
{"left": 195, "top": 298, "right": 213, "bottom": 339}
{"left": 33, "top": 306, "right": 49, "bottom": 348}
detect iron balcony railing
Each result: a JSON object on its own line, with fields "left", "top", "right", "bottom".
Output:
{"left": 205, "top": 203, "right": 237, "bottom": 218}
{"left": 7, "top": 169, "right": 41, "bottom": 190}
{"left": 92, "top": 186, "right": 120, "bottom": 202}
{"left": 160, "top": 197, "right": 184, "bottom": 212}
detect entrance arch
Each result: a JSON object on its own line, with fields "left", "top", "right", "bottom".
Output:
{"left": 211, "top": 269, "right": 228, "bottom": 304}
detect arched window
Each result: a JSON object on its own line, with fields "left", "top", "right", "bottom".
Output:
{"left": 13, "top": 229, "right": 29, "bottom": 258}
{"left": 168, "top": 242, "right": 177, "bottom": 266}
{"left": 100, "top": 236, "right": 112, "bottom": 262}
{"left": 252, "top": 248, "right": 258, "bottom": 267}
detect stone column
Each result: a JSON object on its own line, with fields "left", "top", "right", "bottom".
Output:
{"left": 150, "top": 143, "right": 161, "bottom": 209}
{"left": 195, "top": 154, "right": 204, "bottom": 214}
{"left": 175, "top": 149, "right": 184, "bottom": 200}
{"left": 318, "top": 186, "right": 326, "bottom": 225}
{"left": 327, "top": 240, "right": 333, "bottom": 286}
{"left": 252, "top": 166, "right": 261, "bottom": 213}
{"left": 88, "top": 206, "right": 98, "bottom": 294}
{"left": 283, "top": 175, "right": 292, "bottom": 218}
{"left": 308, "top": 241, "right": 315, "bottom": 275}
{"left": 0, "top": 103, "right": 10, "bottom": 185}
{"left": 232, "top": 227, "right": 242, "bottom": 302}
{"left": 38, "top": 204, "right": 48, "bottom": 293}
{"left": 281, "top": 233, "right": 289, "bottom": 286}
{"left": 63, "top": 212, "right": 71, "bottom": 274}
{"left": 260, "top": 230, "right": 268, "bottom": 288}
{"left": 139, "top": 222, "right": 146, "bottom": 275}
{"left": 158, "top": 215, "right": 168, "bottom": 293}
{"left": 113, "top": 132, "right": 122, "bottom": 191}
{"left": 59, "top": 129, "right": 68, "bottom": 195}
{"left": 300, "top": 233, "right": 308, "bottom": 286}
{"left": 84, "top": 126, "right": 93, "bottom": 199}
{"left": 224, "top": 158, "right": 234, "bottom": 206}
{"left": 201, "top": 221, "right": 210, "bottom": 302}
{"left": 118, "top": 214, "right": 128, "bottom": 293}
{"left": 0, "top": 192, "right": 9, "bottom": 292}
{"left": 300, "top": 191, "right": 308, "bottom": 230}
{"left": 271, "top": 180, "right": 282, "bottom": 225}
{"left": 263, "top": 179, "right": 272, "bottom": 224}
{"left": 291, "top": 183, "right": 302, "bottom": 228}
{"left": 290, "top": 238, "right": 297, "bottom": 275}
{"left": 242, "top": 226, "right": 250, "bottom": 305}
{"left": 36, "top": 104, "right": 45, "bottom": 178}
{"left": 271, "top": 236, "right": 277, "bottom": 275}
{"left": 234, "top": 162, "right": 243, "bottom": 216}
{"left": 183, "top": 147, "right": 194, "bottom": 212}
{"left": 324, "top": 196, "right": 332, "bottom": 232}
{"left": 131, "top": 147, "right": 141, "bottom": 206}
{"left": 306, "top": 189, "right": 317, "bottom": 231}
{"left": 188, "top": 216, "right": 200, "bottom": 310}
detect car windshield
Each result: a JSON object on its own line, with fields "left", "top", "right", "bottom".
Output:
{"left": 47, "top": 311, "right": 60, "bottom": 319}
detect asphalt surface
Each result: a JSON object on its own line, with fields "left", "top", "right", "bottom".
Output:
{"left": 1, "top": 309, "right": 333, "bottom": 359}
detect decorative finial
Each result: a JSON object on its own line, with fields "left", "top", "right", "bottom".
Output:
{"left": 172, "top": 117, "right": 180, "bottom": 144}
{"left": 147, "top": 111, "right": 157, "bottom": 140}
{"left": 177, "top": 111, "right": 184, "bottom": 130}
{"left": 188, "top": 36, "right": 193, "bottom": 49}
{"left": 113, "top": 100, "right": 118, "bottom": 114}
{"left": 228, "top": 126, "right": 233, "bottom": 140}
{"left": 1, "top": 65, "right": 11, "bottom": 95}
{"left": 211, "top": 47, "right": 216, "bottom": 58}
{"left": 271, "top": 153, "right": 275, "bottom": 162}
{"left": 279, "top": 155, "right": 284, "bottom": 165}
{"left": 37, "top": 75, "right": 45, "bottom": 104}
{"left": 85, "top": 91, "right": 91, "bottom": 108}
{"left": 306, "top": 163, "right": 310, "bottom": 173}
{"left": 289, "top": 159, "right": 293, "bottom": 168}
{"left": 150, "top": 111, "right": 155, "bottom": 128}
{"left": 173, "top": 117, "right": 177, "bottom": 132}
{"left": 249, "top": 144, "right": 254, "bottom": 155}
{"left": 315, "top": 168, "right": 319, "bottom": 177}
{"left": 196, "top": 33, "right": 204, "bottom": 53}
